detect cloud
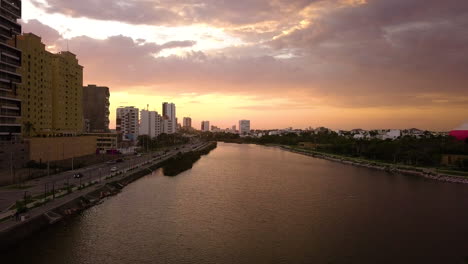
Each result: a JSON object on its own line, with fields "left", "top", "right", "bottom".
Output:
{"left": 455, "top": 122, "right": 468, "bottom": 130}
{"left": 21, "top": 2, "right": 468, "bottom": 113}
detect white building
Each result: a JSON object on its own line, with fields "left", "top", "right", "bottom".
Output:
{"left": 139, "top": 110, "right": 162, "bottom": 138}
{"left": 183, "top": 117, "right": 192, "bottom": 128}
{"left": 239, "top": 120, "right": 251, "bottom": 135}
{"left": 116, "top": 106, "right": 139, "bottom": 141}
{"left": 201, "top": 121, "right": 210, "bottom": 132}
{"left": 382, "top": 129, "right": 401, "bottom": 140}
{"left": 162, "top": 102, "right": 177, "bottom": 134}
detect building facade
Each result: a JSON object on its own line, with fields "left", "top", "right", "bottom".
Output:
{"left": 0, "top": 0, "right": 22, "bottom": 141}
{"left": 139, "top": 110, "right": 162, "bottom": 138}
{"left": 15, "top": 33, "right": 53, "bottom": 136}
{"left": 162, "top": 102, "right": 176, "bottom": 134}
{"left": 183, "top": 117, "right": 192, "bottom": 128}
{"left": 239, "top": 120, "right": 251, "bottom": 135}
{"left": 116, "top": 106, "right": 139, "bottom": 142}
{"left": 83, "top": 84, "right": 110, "bottom": 133}
{"left": 15, "top": 33, "right": 84, "bottom": 136}
{"left": 52, "top": 51, "right": 84, "bottom": 135}
{"left": 201, "top": 121, "right": 210, "bottom": 132}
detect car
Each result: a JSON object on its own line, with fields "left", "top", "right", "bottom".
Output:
{"left": 110, "top": 167, "right": 117, "bottom": 172}
{"left": 137, "top": 154, "right": 142, "bottom": 157}
{"left": 116, "top": 159, "right": 124, "bottom": 163}
{"left": 73, "top": 173, "right": 84, "bottom": 179}
{"left": 106, "top": 160, "right": 116, "bottom": 164}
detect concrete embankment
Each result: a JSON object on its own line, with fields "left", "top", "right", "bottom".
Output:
{"left": 0, "top": 142, "right": 217, "bottom": 250}
{"left": 281, "top": 146, "right": 468, "bottom": 184}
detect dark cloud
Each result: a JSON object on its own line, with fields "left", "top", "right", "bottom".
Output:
{"left": 22, "top": 1, "right": 468, "bottom": 110}
{"left": 31, "top": 0, "right": 319, "bottom": 26}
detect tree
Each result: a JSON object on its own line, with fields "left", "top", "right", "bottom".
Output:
{"left": 23, "top": 121, "right": 35, "bottom": 137}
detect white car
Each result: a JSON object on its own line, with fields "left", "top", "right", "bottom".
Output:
{"left": 110, "top": 167, "right": 117, "bottom": 172}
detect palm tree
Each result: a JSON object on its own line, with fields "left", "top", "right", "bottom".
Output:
{"left": 23, "top": 121, "right": 35, "bottom": 137}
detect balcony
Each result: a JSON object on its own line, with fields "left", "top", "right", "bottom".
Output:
{"left": 0, "top": 68, "right": 20, "bottom": 83}
{"left": 1, "top": 1, "right": 21, "bottom": 18}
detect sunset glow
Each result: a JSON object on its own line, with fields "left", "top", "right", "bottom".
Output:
{"left": 21, "top": 0, "right": 468, "bottom": 130}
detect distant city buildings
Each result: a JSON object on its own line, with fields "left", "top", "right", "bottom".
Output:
{"left": 183, "top": 117, "right": 192, "bottom": 128}
{"left": 83, "top": 85, "right": 110, "bottom": 133}
{"left": 116, "top": 106, "right": 139, "bottom": 142}
{"left": 162, "top": 102, "right": 177, "bottom": 134}
{"left": 201, "top": 121, "right": 210, "bottom": 132}
{"left": 239, "top": 120, "right": 251, "bottom": 135}
{"left": 139, "top": 110, "right": 162, "bottom": 138}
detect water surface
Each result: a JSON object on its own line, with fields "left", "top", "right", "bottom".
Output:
{"left": 5, "top": 143, "right": 468, "bottom": 263}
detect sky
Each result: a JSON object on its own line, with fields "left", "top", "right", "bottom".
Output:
{"left": 20, "top": 0, "right": 468, "bottom": 131}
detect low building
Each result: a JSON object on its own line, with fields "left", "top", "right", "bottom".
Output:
{"left": 85, "top": 133, "right": 118, "bottom": 153}
{"left": 28, "top": 136, "right": 98, "bottom": 162}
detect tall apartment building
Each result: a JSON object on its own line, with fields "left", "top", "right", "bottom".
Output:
{"left": 183, "top": 117, "right": 192, "bottom": 128}
{"left": 83, "top": 84, "right": 110, "bottom": 133}
{"left": 139, "top": 110, "right": 162, "bottom": 138}
{"left": 239, "top": 120, "right": 251, "bottom": 135}
{"left": 15, "top": 33, "right": 53, "bottom": 135}
{"left": 116, "top": 106, "right": 139, "bottom": 142}
{"left": 201, "top": 121, "right": 210, "bottom": 132}
{"left": 15, "top": 33, "right": 84, "bottom": 136}
{"left": 52, "top": 51, "right": 84, "bottom": 134}
{"left": 162, "top": 102, "right": 176, "bottom": 134}
{"left": 0, "top": 0, "right": 22, "bottom": 141}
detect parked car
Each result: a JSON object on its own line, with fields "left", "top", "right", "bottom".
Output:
{"left": 73, "top": 173, "right": 84, "bottom": 179}
{"left": 110, "top": 167, "right": 117, "bottom": 172}
{"left": 116, "top": 159, "right": 124, "bottom": 163}
{"left": 106, "top": 160, "right": 116, "bottom": 164}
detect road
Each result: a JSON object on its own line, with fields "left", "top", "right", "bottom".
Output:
{"left": 0, "top": 142, "right": 204, "bottom": 212}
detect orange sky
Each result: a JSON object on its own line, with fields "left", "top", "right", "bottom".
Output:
{"left": 21, "top": 0, "right": 468, "bottom": 131}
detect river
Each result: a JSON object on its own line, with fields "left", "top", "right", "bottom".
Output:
{"left": 4, "top": 143, "right": 468, "bottom": 263}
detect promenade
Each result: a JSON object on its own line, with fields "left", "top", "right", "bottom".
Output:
{"left": 0, "top": 142, "right": 210, "bottom": 234}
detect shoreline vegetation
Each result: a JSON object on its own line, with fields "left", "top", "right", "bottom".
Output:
{"left": 199, "top": 131, "right": 468, "bottom": 183}
{"left": 280, "top": 146, "right": 468, "bottom": 184}
{"left": 161, "top": 142, "right": 217, "bottom": 176}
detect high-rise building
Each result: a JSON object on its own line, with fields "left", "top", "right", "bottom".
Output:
{"left": 15, "top": 33, "right": 53, "bottom": 136}
{"left": 201, "top": 121, "right": 210, "bottom": 132}
{"left": 239, "top": 120, "right": 251, "bottom": 135}
{"left": 183, "top": 117, "right": 192, "bottom": 128}
{"left": 139, "top": 110, "right": 162, "bottom": 138}
{"left": 162, "top": 102, "right": 176, "bottom": 134}
{"left": 52, "top": 51, "right": 84, "bottom": 134}
{"left": 0, "top": 0, "right": 22, "bottom": 141}
{"left": 83, "top": 85, "right": 110, "bottom": 133}
{"left": 116, "top": 107, "right": 139, "bottom": 142}
{"left": 15, "top": 33, "right": 84, "bottom": 136}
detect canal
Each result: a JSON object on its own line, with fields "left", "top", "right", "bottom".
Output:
{"left": 5, "top": 143, "right": 468, "bottom": 263}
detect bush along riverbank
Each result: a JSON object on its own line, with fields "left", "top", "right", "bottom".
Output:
{"left": 162, "top": 142, "right": 217, "bottom": 176}
{"left": 282, "top": 146, "right": 468, "bottom": 184}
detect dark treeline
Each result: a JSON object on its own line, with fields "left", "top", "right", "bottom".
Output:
{"left": 162, "top": 143, "right": 217, "bottom": 176}
{"left": 137, "top": 133, "right": 190, "bottom": 151}
{"left": 205, "top": 132, "right": 468, "bottom": 169}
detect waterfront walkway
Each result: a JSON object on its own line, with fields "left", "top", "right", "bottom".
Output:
{"left": 0, "top": 142, "right": 210, "bottom": 233}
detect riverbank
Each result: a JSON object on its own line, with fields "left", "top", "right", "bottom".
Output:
{"left": 279, "top": 145, "right": 468, "bottom": 184}
{"left": 0, "top": 142, "right": 217, "bottom": 250}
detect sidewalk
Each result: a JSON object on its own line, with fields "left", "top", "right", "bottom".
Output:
{"left": 0, "top": 142, "right": 210, "bottom": 233}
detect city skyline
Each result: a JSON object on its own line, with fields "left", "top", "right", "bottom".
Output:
{"left": 19, "top": 0, "right": 468, "bottom": 131}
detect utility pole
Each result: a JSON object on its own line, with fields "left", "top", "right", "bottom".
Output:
{"left": 10, "top": 152, "right": 13, "bottom": 184}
